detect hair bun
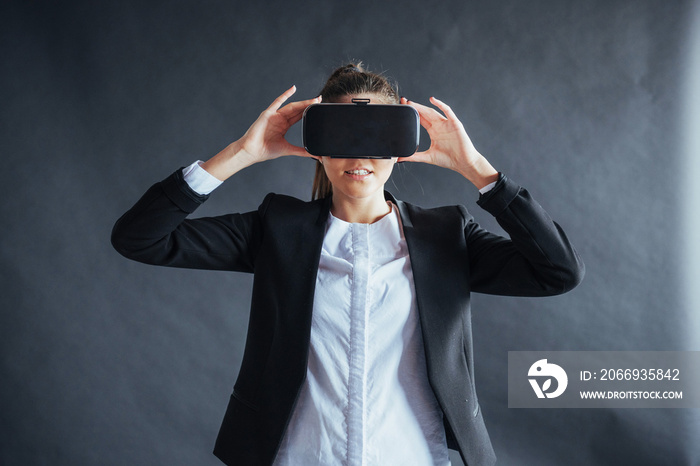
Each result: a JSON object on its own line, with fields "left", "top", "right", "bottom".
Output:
{"left": 341, "top": 63, "right": 364, "bottom": 74}
{"left": 327, "top": 63, "right": 365, "bottom": 80}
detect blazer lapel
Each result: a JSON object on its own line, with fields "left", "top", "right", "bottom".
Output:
{"left": 391, "top": 195, "right": 472, "bottom": 402}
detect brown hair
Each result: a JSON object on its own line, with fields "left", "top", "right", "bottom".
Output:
{"left": 311, "top": 62, "right": 400, "bottom": 200}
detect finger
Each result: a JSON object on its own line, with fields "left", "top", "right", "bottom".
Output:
{"left": 407, "top": 98, "right": 447, "bottom": 120}
{"left": 280, "top": 95, "right": 322, "bottom": 124}
{"left": 404, "top": 99, "right": 433, "bottom": 130}
{"left": 406, "top": 99, "right": 447, "bottom": 128}
{"left": 267, "top": 85, "right": 298, "bottom": 112}
{"left": 285, "top": 143, "right": 318, "bottom": 159}
{"left": 281, "top": 105, "right": 307, "bottom": 126}
{"left": 277, "top": 94, "right": 321, "bottom": 124}
{"left": 282, "top": 94, "right": 322, "bottom": 112}
{"left": 412, "top": 105, "right": 439, "bottom": 131}
{"left": 429, "top": 96, "right": 458, "bottom": 120}
{"left": 398, "top": 150, "right": 432, "bottom": 163}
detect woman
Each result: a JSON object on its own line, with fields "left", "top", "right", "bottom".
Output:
{"left": 112, "top": 63, "right": 584, "bottom": 466}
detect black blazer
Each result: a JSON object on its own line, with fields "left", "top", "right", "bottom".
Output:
{"left": 111, "top": 170, "right": 584, "bottom": 466}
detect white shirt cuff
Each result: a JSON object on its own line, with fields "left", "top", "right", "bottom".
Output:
{"left": 478, "top": 180, "right": 497, "bottom": 194}
{"left": 182, "top": 161, "right": 223, "bottom": 195}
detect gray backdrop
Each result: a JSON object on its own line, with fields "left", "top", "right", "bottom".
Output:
{"left": 2, "top": 0, "right": 700, "bottom": 464}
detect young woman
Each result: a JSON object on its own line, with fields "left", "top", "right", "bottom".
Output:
{"left": 112, "top": 64, "right": 584, "bottom": 466}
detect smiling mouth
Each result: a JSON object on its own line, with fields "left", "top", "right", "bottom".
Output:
{"left": 345, "top": 169, "right": 372, "bottom": 175}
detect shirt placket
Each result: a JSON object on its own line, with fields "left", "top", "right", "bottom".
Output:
{"left": 347, "top": 223, "right": 371, "bottom": 466}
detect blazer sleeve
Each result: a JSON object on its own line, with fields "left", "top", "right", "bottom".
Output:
{"left": 466, "top": 173, "right": 585, "bottom": 296}
{"left": 111, "top": 169, "right": 268, "bottom": 272}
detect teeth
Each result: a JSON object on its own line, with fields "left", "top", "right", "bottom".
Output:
{"left": 347, "top": 169, "right": 371, "bottom": 175}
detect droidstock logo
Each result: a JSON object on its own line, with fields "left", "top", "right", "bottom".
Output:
{"left": 528, "top": 359, "right": 568, "bottom": 399}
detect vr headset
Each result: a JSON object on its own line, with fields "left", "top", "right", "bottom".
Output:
{"left": 302, "top": 99, "right": 420, "bottom": 158}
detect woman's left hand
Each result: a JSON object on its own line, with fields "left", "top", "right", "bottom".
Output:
{"left": 399, "top": 97, "right": 499, "bottom": 189}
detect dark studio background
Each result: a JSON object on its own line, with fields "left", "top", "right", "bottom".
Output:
{"left": 2, "top": 0, "right": 700, "bottom": 465}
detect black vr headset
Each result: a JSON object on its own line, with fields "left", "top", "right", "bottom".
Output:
{"left": 302, "top": 99, "right": 420, "bottom": 158}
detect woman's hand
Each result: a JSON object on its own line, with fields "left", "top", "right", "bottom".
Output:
{"left": 202, "top": 86, "right": 320, "bottom": 181}
{"left": 399, "top": 97, "right": 498, "bottom": 189}
{"left": 238, "top": 86, "right": 321, "bottom": 162}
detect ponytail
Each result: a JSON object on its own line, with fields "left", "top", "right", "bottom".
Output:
{"left": 311, "top": 161, "right": 332, "bottom": 200}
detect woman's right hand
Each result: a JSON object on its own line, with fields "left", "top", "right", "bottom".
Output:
{"left": 201, "top": 86, "right": 321, "bottom": 181}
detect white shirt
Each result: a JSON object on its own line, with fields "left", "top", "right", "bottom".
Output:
{"left": 273, "top": 204, "right": 450, "bottom": 466}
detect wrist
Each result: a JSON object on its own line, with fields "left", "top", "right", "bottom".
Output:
{"left": 201, "top": 140, "right": 257, "bottom": 181}
{"left": 457, "top": 153, "right": 499, "bottom": 189}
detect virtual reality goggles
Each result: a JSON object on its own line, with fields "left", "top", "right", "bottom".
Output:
{"left": 302, "top": 99, "right": 420, "bottom": 158}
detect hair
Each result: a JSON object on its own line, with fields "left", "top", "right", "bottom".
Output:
{"left": 311, "top": 62, "right": 400, "bottom": 200}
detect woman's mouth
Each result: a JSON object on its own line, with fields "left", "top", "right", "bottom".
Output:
{"left": 344, "top": 168, "right": 373, "bottom": 180}
{"left": 346, "top": 169, "right": 371, "bottom": 175}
